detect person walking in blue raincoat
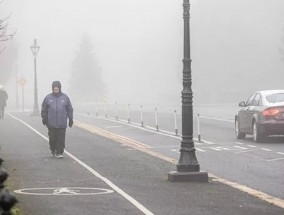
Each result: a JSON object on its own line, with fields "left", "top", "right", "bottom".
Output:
{"left": 41, "top": 81, "right": 73, "bottom": 158}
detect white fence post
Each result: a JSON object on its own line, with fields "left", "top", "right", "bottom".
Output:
{"left": 197, "top": 113, "right": 201, "bottom": 142}
{"left": 140, "top": 105, "right": 144, "bottom": 127}
{"left": 155, "top": 107, "right": 159, "bottom": 132}
{"left": 174, "top": 110, "right": 178, "bottom": 136}
{"left": 115, "top": 102, "right": 118, "bottom": 121}
{"left": 95, "top": 103, "right": 98, "bottom": 117}
{"left": 104, "top": 102, "right": 108, "bottom": 118}
{"left": 127, "top": 104, "right": 130, "bottom": 124}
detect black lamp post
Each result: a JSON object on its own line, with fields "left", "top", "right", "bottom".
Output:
{"left": 168, "top": 0, "right": 208, "bottom": 182}
{"left": 30, "top": 39, "right": 40, "bottom": 116}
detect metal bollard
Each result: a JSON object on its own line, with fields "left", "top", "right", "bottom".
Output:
{"left": 197, "top": 113, "right": 201, "bottom": 142}
{"left": 155, "top": 107, "right": 159, "bottom": 132}
{"left": 140, "top": 105, "right": 144, "bottom": 127}
{"left": 0, "top": 158, "right": 18, "bottom": 215}
{"left": 174, "top": 110, "right": 178, "bottom": 136}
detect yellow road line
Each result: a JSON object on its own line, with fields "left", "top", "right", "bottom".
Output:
{"left": 75, "top": 121, "right": 150, "bottom": 149}
{"left": 74, "top": 120, "right": 284, "bottom": 209}
{"left": 210, "top": 174, "right": 284, "bottom": 209}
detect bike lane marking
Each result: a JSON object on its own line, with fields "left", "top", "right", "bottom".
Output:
{"left": 14, "top": 187, "right": 114, "bottom": 196}
{"left": 8, "top": 113, "right": 154, "bottom": 215}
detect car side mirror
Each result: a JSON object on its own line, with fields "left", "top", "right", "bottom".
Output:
{"left": 238, "top": 101, "right": 246, "bottom": 107}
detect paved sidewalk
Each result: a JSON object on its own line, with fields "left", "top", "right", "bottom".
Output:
{"left": 1, "top": 113, "right": 284, "bottom": 215}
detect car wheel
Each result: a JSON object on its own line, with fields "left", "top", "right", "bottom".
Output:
{"left": 252, "top": 121, "right": 266, "bottom": 143}
{"left": 235, "top": 119, "right": 246, "bottom": 139}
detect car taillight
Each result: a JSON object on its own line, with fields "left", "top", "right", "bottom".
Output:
{"left": 262, "top": 108, "right": 280, "bottom": 116}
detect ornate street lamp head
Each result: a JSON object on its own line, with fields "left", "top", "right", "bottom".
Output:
{"left": 30, "top": 39, "right": 40, "bottom": 57}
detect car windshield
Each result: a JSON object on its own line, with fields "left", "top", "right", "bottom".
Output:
{"left": 266, "top": 93, "right": 284, "bottom": 103}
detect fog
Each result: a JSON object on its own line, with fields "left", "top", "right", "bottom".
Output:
{"left": 1, "top": 0, "right": 284, "bottom": 110}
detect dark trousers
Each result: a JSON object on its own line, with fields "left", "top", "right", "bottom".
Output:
{"left": 48, "top": 128, "right": 66, "bottom": 154}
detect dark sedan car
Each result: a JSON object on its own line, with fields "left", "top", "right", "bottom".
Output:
{"left": 235, "top": 90, "right": 284, "bottom": 142}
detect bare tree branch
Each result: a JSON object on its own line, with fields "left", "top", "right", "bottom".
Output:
{"left": 0, "top": 6, "right": 16, "bottom": 54}
{"left": 0, "top": 12, "right": 12, "bottom": 25}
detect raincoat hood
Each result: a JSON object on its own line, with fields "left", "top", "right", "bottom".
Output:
{"left": 52, "top": 81, "right": 62, "bottom": 93}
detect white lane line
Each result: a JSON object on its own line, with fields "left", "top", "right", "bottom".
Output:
{"left": 247, "top": 145, "right": 257, "bottom": 148}
{"left": 105, "top": 126, "right": 122, "bottom": 129}
{"left": 199, "top": 116, "right": 234, "bottom": 123}
{"left": 171, "top": 148, "right": 206, "bottom": 153}
{"left": 215, "top": 147, "right": 230, "bottom": 151}
{"left": 234, "top": 146, "right": 248, "bottom": 150}
{"left": 204, "top": 141, "right": 215, "bottom": 145}
{"left": 264, "top": 158, "right": 284, "bottom": 162}
{"left": 210, "top": 147, "right": 222, "bottom": 151}
{"left": 235, "top": 149, "right": 259, "bottom": 154}
{"left": 235, "top": 142, "right": 244, "bottom": 145}
{"left": 261, "top": 148, "right": 272, "bottom": 152}
{"left": 8, "top": 113, "right": 154, "bottom": 215}
{"left": 277, "top": 152, "right": 284, "bottom": 155}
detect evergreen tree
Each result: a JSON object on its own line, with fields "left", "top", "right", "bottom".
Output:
{"left": 69, "top": 35, "right": 105, "bottom": 103}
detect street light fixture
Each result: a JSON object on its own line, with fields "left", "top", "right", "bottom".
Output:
{"left": 168, "top": 0, "right": 208, "bottom": 182}
{"left": 30, "top": 39, "right": 40, "bottom": 116}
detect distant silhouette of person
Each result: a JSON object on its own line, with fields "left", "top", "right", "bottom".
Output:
{"left": 0, "top": 86, "right": 8, "bottom": 120}
{"left": 41, "top": 81, "right": 73, "bottom": 159}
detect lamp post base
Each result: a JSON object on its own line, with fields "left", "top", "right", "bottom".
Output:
{"left": 168, "top": 171, "right": 208, "bottom": 182}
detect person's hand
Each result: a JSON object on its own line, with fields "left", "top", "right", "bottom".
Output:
{"left": 42, "top": 118, "right": 47, "bottom": 126}
{"left": 69, "top": 119, "right": 73, "bottom": 128}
